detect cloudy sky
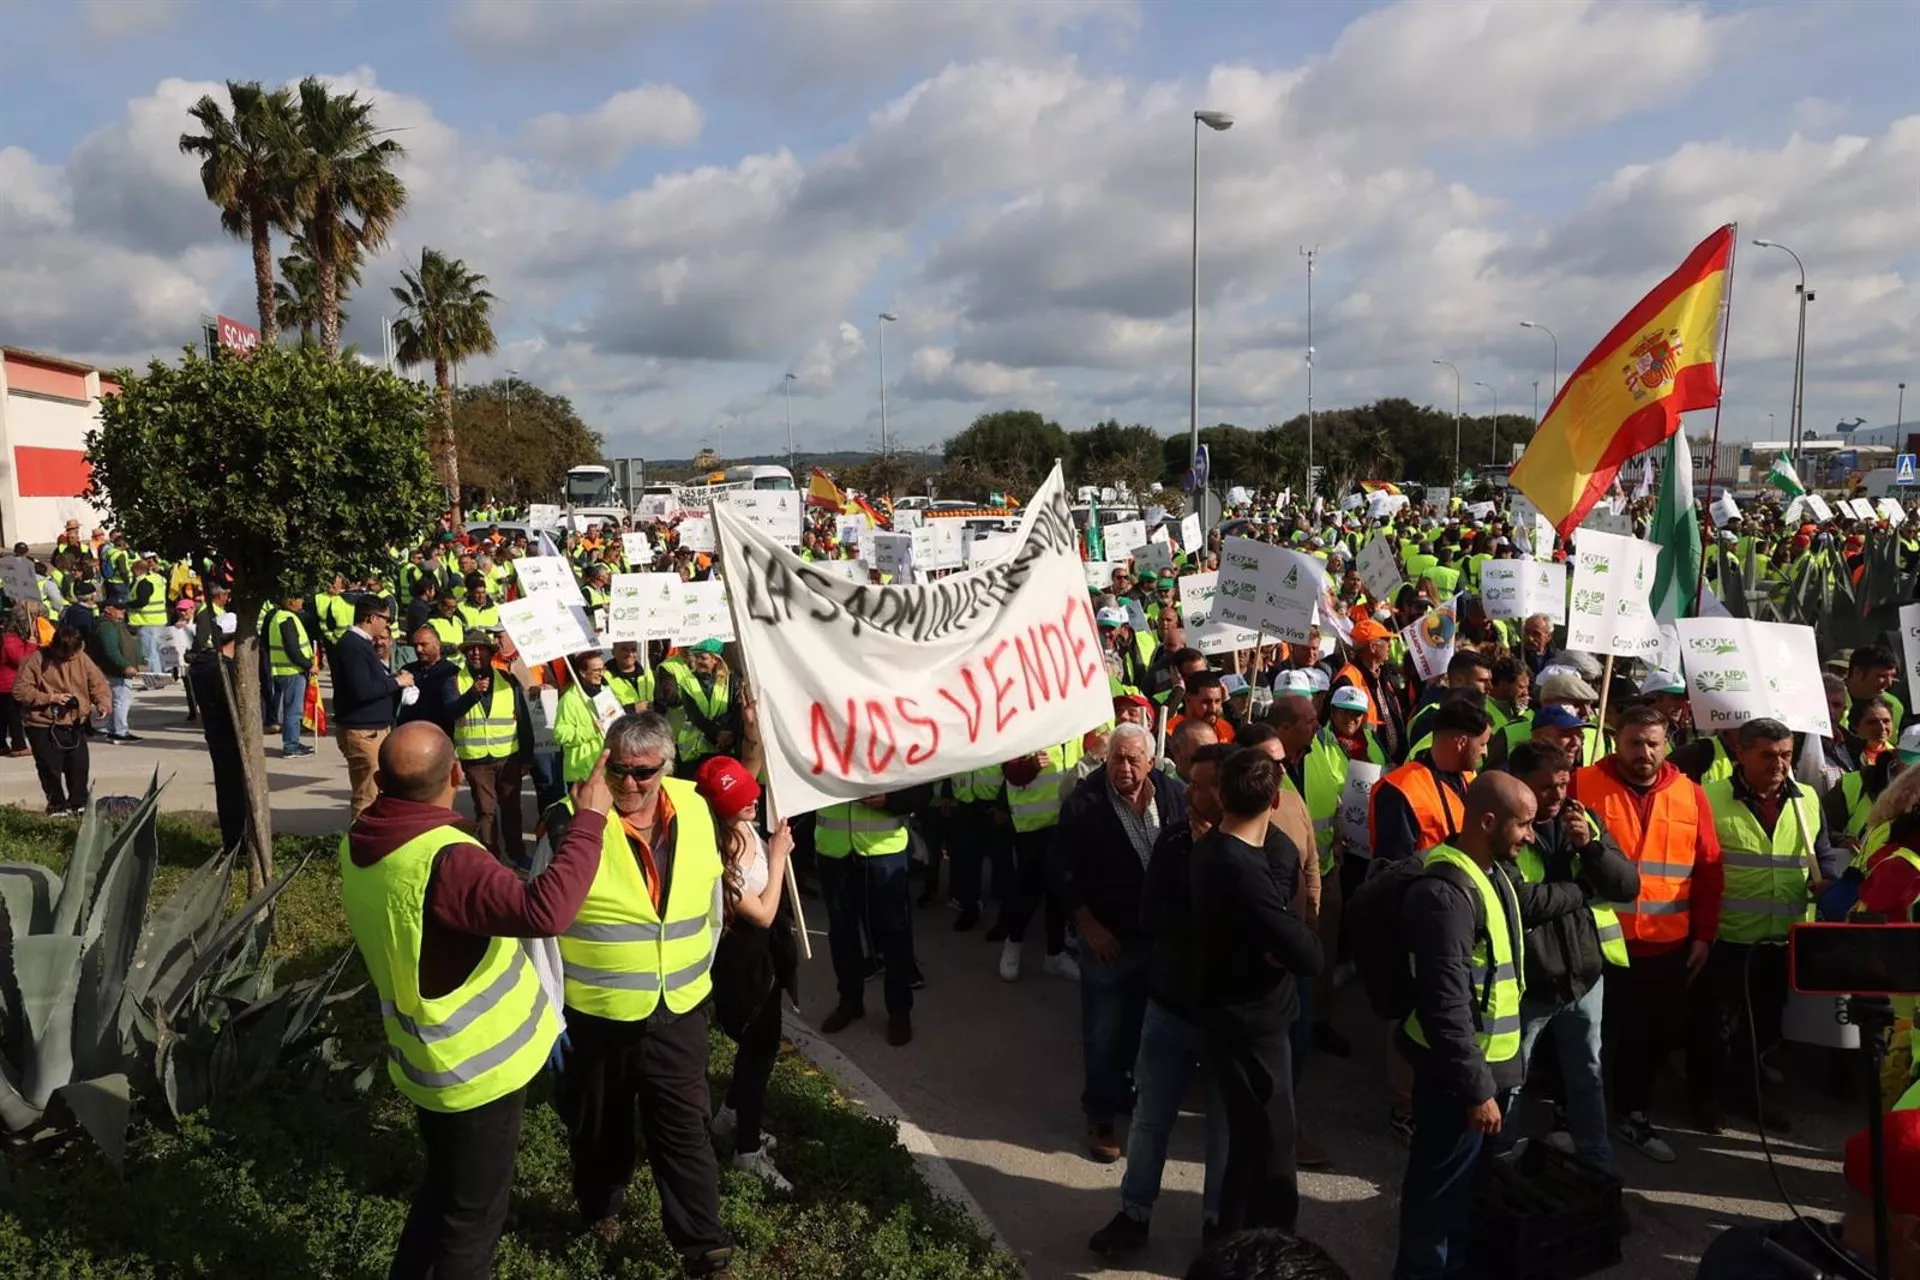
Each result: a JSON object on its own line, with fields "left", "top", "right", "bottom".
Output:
{"left": 2, "top": 0, "right": 1914, "bottom": 463}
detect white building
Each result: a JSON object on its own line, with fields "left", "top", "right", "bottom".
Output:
{"left": 0, "top": 348, "right": 115, "bottom": 547}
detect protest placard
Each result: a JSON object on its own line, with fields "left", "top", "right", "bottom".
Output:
{"left": 670, "top": 579, "right": 734, "bottom": 644}
{"left": 1676, "top": 618, "right": 1830, "bottom": 737}
{"left": 1879, "top": 498, "right": 1907, "bottom": 526}
{"left": 1102, "top": 519, "right": 1148, "bottom": 560}
{"left": 1214, "top": 536, "right": 1319, "bottom": 642}
{"left": 719, "top": 490, "right": 803, "bottom": 546}
{"left": 1900, "top": 603, "right": 1920, "bottom": 706}
{"left": 1566, "top": 528, "right": 1662, "bottom": 657}
{"left": 526, "top": 503, "right": 561, "bottom": 530}
{"left": 712, "top": 464, "right": 1111, "bottom": 817}
{"left": 513, "top": 555, "right": 586, "bottom": 605}
{"left": 1466, "top": 501, "right": 1496, "bottom": 521}
{"left": 929, "top": 520, "right": 965, "bottom": 569}
{"left": 0, "top": 556, "right": 38, "bottom": 603}
{"left": 1400, "top": 602, "right": 1457, "bottom": 682}
{"left": 1580, "top": 503, "right": 1634, "bottom": 537}
{"left": 1478, "top": 558, "right": 1568, "bottom": 623}
{"left": 892, "top": 508, "right": 924, "bottom": 530}
{"left": 869, "top": 533, "right": 913, "bottom": 579}
{"left": 678, "top": 516, "right": 715, "bottom": 552}
{"left": 964, "top": 529, "right": 1020, "bottom": 564}
{"left": 1131, "top": 541, "right": 1175, "bottom": 576}
{"left": 1083, "top": 560, "right": 1121, "bottom": 591}
{"left": 1848, "top": 498, "right": 1879, "bottom": 522}
{"left": 836, "top": 515, "right": 867, "bottom": 547}
{"left": 636, "top": 494, "right": 674, "bottom": 521}
{"left": 1427, "top": 487, "right": 1452, "bottom": 510}
{"left": 1180, "top": 512, "right": 1203, "bottom": 553}
{"left": 1145, "top": 505, "right": 1168, "bottom": 530}
{"left": 1783, "top": 496, "right": 1808, "bottom": 525}
{"left": 1336, "top": 760, "right": 1384, "bottom": 854}
{"left": 606, "top": 573, "right": 681, "bottom": 642}
{"left": 909, "top": 525, "right": 939, "bottom": 571}
{"left": 1508, "top": 494, "right": 1554, "bottom": 558}
{"left": 498, "top": 594, "right": 597, "bottom": 667}
{"left": 621, "top": 532, "right": 653, "bottom": 564}
{"left": 812, "top": 559, "right": 869, "bottom": 584}
{"left": 1804, "top": 494, "right": 1833, "bottom": 522}
{"left": 1355, "top": 535, "right": 1403, "bottom": 604}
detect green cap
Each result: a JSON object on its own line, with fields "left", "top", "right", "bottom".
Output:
{"left": 688, "top": 638, "right": 724, "bottom": 654}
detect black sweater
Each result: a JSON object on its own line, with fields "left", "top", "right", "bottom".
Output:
{"left": 1190, "top": 827, "right": 1323, "bottom": 1031}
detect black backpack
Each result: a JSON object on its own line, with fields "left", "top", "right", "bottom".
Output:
{"left": 1347, "top": 855, "right": 1486, "bottom": 1021}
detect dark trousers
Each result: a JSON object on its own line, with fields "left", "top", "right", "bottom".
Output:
{"left": 210, "top": 741, "right": 249, "bottom": 856}
{"left": 1696, "top": 941, "right": 1789, "bottom": 1104}
{"left": 389, "top": 1087, "right": 526, "bottom": 1280}
{"left": 726, "top": 987, "right": 782, "bottom": 1155}
{"left": 0, "top": 692, "right": 26, "bottom": 752}
{"left": 1395, "top": 1073, "right": 1503, "bottom": 1280}
{"left": 25, "top": 724, "right": 87, "bottom": 811}
{"left": 463, "top": 757, "right": 526, "bottom": 865}
{"left": 528, "top": 748, "right": 565, "bottom": 816}
{"left": 948, "top": 805, "right": 1009, "bottom": 911}
{"left": 818, "top": 851, "right": 915, "bottom": 1015}
{"left": 557, "top": 1005, "right": 728, "bottom": 1261}
{"left": 1207, "top": 1020, "right": 1299, "bottom": 1235}
{"left": 995, "top": 826, "right": 1067, "bottom": 951}
{"left": 1079, "top": 935, "right": 1151, "bottom": 1124}
{"left": 1605, "top": 944, "right": 1713, "bottom": 1116}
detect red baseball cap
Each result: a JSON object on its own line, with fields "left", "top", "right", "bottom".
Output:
{"left": 693, "top": 756, "right": 761, "bottom": 822}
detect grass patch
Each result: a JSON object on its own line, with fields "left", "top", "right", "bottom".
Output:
{"left": 0, "top": 807, "right": 1019, "bottom": 1279}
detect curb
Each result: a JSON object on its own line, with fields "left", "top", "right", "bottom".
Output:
{"left": 780, "top": 1009, "right": 1017, "bottom": 1266}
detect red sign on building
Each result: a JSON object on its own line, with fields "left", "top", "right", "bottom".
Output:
{"left": 216, "top": 314, "right": 260, "bottom": 355}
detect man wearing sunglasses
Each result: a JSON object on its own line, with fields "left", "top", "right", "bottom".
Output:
{"left": 543, "top": 711, "right": 735, "bottom": 1276}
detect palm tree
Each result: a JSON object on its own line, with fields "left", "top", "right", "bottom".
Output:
{"left": 391, "top": 248, "right": 497, "bottom": 506}
{"left": 274, "top": 235, "right": 360, "bottom": 346}
{"left": 179, "top": 81, "right": 297, "bottom": 345}
{"left": 288, "top": 77, "right": 406, "bottom": 358}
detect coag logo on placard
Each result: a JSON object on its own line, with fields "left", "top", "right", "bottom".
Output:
{"left": 1579, "top": 553, "right": 1611, "bottom": 573}
{"left": 1688, "top": 636, "right": 1740, "bottom": 657}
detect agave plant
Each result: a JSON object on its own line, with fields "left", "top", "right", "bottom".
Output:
{"left": 0, "top": 776, "right": 353, "bottom": 1168}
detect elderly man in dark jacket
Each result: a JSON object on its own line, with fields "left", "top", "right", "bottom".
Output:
{"left": 1504, "top": 739, "right": 1640, "bottom": 1171}
{"left": 1052, "top": 721, "right": 1187, "bottom": 1164}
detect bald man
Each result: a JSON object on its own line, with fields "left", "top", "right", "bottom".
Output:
{"left": 1394, "top": 772, "right": 1590, "bottom": 1280}
{"left": 339, "top": 722, "right": 613, "bottom": 1279}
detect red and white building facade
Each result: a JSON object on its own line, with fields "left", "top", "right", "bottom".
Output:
{"left": 0, "top": 348, "right": 115, "bottom": 547}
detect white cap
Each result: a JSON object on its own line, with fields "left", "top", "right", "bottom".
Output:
{"left": 1276, "top": 670, "right": 1316, "bottom": 696}
{"left": 1639, "top": 667, "right": 1686, "bottom": 696}
{"left": 1330, "top": 685, "right": 1370, "bottom": 713}
{"left": 1304, "top": 667, "right": 1330, "bottom": 692}
{"left": 1095, "top": 606, "right": 1129, "bottom": 628}
{"left": 1898, "top": 724, "right": 1920, "bottom": 763}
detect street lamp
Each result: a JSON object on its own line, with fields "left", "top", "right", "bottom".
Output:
{"left": 1432, "top": 359, "right": 1461, "bottom": 481}
{"left": 1753, "top": 239, "right": 1812, "bottom": 463}
{"left": 1300, "top": 245, "right": 1317, "bottom": 496}
{"left": 1188, "top": 109, "right": 1234, "bottom": 480}
{"left": 783, "top": 373, "right": 797, "bottom": 475}
{"left": 1518, "top": 320, "right": 1558, "bottom": 400}
{"left": 1474, "top": 380, "right": 1501, "bottom": 463}
{"left": 1898, "top": 382, "right": 1907, "bottom": 433}
{"left": 877, "top": 312, "right": 897, "bottom": 463}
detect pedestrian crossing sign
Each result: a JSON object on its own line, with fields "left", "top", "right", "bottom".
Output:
{"left": 1899, "top": 454, "right": 1917, "bottom": 486}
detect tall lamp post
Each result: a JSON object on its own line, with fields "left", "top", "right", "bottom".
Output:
{"left": 1753, "top": 238, "right": 1812, "bottom": 463}
{"left": 1300, "top": 244, "right": 1317, "bottom": 495}
{"left": 1898, "top": 382, "right": 1907, "bottom": 433}
{"left": 877, "top": 312, "right": 897, "bottom": 463}
{"left": 1188, "top": 109, "right": 1234, "bottom": 477}
{"left": 783, "top": 373, "right": 797, "bottom": 475}
{"left": 1474, "top": 380, "right": 1501, "bottom": 464}
{"left": 1432, "top": 359, "right": 1462, "bottom": 481}
{"left": 1518, "top": 320, "right": 1558, "bottom": 400}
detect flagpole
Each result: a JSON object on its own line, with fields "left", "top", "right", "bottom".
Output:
{"left": 1693, "top": 224, "right": 1739, "bottom": 615}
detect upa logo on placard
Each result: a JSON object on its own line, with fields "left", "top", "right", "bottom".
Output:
{"left": 1688, "top": 636, "right": 1740, "bottom": 657}
{"left": 1486, "top": 584, "right": 1516, "bottom": 604}
{"left": 1694, "top": 667, "right": 1752, "bottom": 694}
{"left": 1572, "top": 589, "right": 1605, "bottom": 614}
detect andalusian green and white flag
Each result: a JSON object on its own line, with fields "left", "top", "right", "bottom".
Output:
{"left": 1767, "top": 455, "right": 1807, "bottom": 497}
{"left": 1650, "top": 432, "right": 1700, "bottom": 623}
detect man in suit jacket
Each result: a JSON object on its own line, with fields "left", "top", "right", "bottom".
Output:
{"left": 332, "top": 597, "right": 414, "bottom": 821}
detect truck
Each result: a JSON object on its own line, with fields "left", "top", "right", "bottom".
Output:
{"left": 561, "top": 464, "right": 628, "bottom": 531}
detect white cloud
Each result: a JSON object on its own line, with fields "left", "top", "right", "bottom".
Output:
{"left": 902, "top": 346, "right": 1053, "bottom": 402}
{"left": 790, "top": 322, "right": 867, "bottom": 394}
{"left": 449, "top": 0, "right": 705, "bottom": 57}
{"left": 520, "top": 85, "right": 703, "bottom": 173}
{"left": 83, "top": 0, "right": 191, "bottom": 39}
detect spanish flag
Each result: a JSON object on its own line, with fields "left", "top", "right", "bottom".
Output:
{"left": 1359, "top": 480, "right": 1403, "bottom": 496}
{"left": 1511, "top": 225, "right": 1733, "bottom": 537}
{"left": 807, "top": 467, "right": 847, "bottom": 511}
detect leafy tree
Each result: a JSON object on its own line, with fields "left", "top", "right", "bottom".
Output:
{"left": 1071, "top": 419, "right": 1166, "bottom": 495}
{"left": 86, "top": 346, "right": 440, "bottom": 888}
{"left": 274, "top": 233, "right": 361, "bottom": 347}
{"left": 179, "top": 80, "right": 298, "bottom": 345}
{"left": 943, "top": 410, "right": 1071, "bottom": 493}
{"left": 288, "top": 76, "right": 406, "bottom": 358}
{"left": 452, "top": 379, "right": 603, "bottom": 505}
{"left": 1159, "top": 424, "right": 1257, "bottom": 491}
{"left": 391, "top": 247, "right": 497, "bottom": 507}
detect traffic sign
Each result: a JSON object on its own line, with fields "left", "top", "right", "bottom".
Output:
{"left": 1897, "top": 453, "right": 1916, "bottom": 486}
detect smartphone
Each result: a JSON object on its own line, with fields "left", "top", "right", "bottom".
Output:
{"left": 1789, "top": 923, "right": 1920, "bottom": 996}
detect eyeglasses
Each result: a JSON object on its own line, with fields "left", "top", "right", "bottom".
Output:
{"left": 607, "top": 760, "right": 667, "bottom": 781}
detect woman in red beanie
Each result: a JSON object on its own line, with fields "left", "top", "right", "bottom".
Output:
{"left": 694, "top": 753, "right": 796, "bottom": 1193}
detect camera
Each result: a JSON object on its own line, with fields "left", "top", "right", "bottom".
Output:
{"left": 1789, "top": 922, "right": 1920, "bottom": 997}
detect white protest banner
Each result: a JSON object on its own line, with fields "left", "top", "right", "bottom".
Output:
{"left": 636, "top": 494, "right": 675, "bottom": 521}
{"left": 1676, "top": 618, "right": 1830, "bottom": 737}
{"left": 720, "top": 490, "right": 803, "bottom": 546}
{"left": 1336, "top": 760, "right": 1385, "bottom": 855}
{"left": 1103, "top": 520, "right": 1148, "bottom": 560}
{"left": 1131, "top": 541, "right": 1175, "bottom": 576}
{"left": 1340, "top": 492, "right": 1365, "bottom": 512}
{"left": 1178, "top": 571, "right": 1260, "bottom": 653}
{"left": 1427, "top": 486, "right": 1453, "bottom": 510}
{"left": 0, "top": 556, "right": 38, "bottom": 602}
{"left": 713, "top": 464, "right": 1112, "bottom": 817}
{"left": 929, "top": 520, "right": 966, "bottom": 570}
{"left": 892, "top": 508, "right": 924, "bottom": 530}
{"left": 678, "top": 516, "right": 715, "bottom": 553}
{"left": 909, "top": 525, "right": 939, "bottom": 571}
{"left": 1580, "top": 503, "right": 1634, "bottom": 537}
{"left": 1478, "top": 559, "right": 1568, "bottom": 624}
{"left": 964, "top": 529, "right": 1020, "bottom": 564}
{"left": 621, "top": 532, "right": 653, "bottom": 565}
{"left": 1123, "top": 598, "right": 1151, "bottom": 635}
{"left": 1400, "top": 603, "right": 1457, "bottom": 682}
{"left": 836, "top": 515, "right": 868, "bottom": 547}
{"left": 1145, "top": 505, "right": 1168, "bottom": 530}
{"left": 514, "top": 555, "right": 586, "bottom": 605}
{"left": 498, "top": 594, "right": 597, "bottom": 667}
{"left": 1180, "top": 512, "right": 1204, "bottom": 553}
{"left": 1083, "top": 560, "right": 1121, "bottom": 591}
{"left": 1710, "top": 493, "right": 1740, "bottom": 526}
{"left": 1178, "top": 572, "right": 1219, "bottom": 626}
{"left": 1356, "top": 535, "right": 1403, "bottom": 604}
{"left": 869, "top": 533, "right": 913, "bottom": 579}
{"left": 1466, "top": 501, "right": 1496, "bottom": 521}
{"left": 1566, "top": 528, "right": 1662, "bottom": 658}
{"left": 1367, "top": 491, "right": 1409, "bottom": 519}
{"left": 526, "top": 503, "right": 561, "bottom": 529}
{"left": 1848, "top": 498, "right": 1879, "bottom": 522}
{"left": 813, "top": 559, "right": 869, "bottom": 584}
{"left": 1804, "top": 494, "right": 1833, "bottom": 522}
{"left": 1509, "top": 494, "right": 1554, "bottom": 558}
{"left": 1783, "top": 496, "right": 1808, "bottom": 525}
{"left": 1226, "top": 485, "right": 1251, "bottom": 506}
{"left": 1214, "top": 536, "right": 1319, "bottom": 642}
{"left": 1901, "top": 604, "right": 1920, "bottom": 705}
{"left": 670, "top": 579, "right": 735, "bottom": 644}
{"left": 606, "top": 573, "right": 681, "bottom": 642}
{"left": 1879, "top": 498, "right": 1907, "bottom": 527}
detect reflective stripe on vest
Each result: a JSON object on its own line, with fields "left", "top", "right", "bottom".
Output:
{"left": 1405, "top": 846, "right": 1526, "bottom": 1060}
{"left": 1008, "top": 747, "right": 1067, "bottom": 832}
{"left": 1702, "top": 736, "right": 1734, "bottom": 785}
{"left": 1704, "top": 778, "right": 1819, "bottom": 945}
{"left": 1286, "top": 733, "right": 1347, "bottom": 875}
{"left": 663, "top": 660, "right": 730, "bottom": 759}
{"left": 265, "top": 608, "right": 309, "bottom": 676}
{"left": 950, "top": 766, "right": 1005, "bottom": 805}
{"left": 1838, "top": 771, "right": 1873, "bottom": 840}
{"left": 1374, "top": 761, "right": 1472, "bottom": 855}
{"left": 453, "top": 672, "right": 517, "bottom": 761}
{"left": 337, "top": 825, "right": 557, "bottom": 1112}
{"left": 814, "top": 800, "right": 909, "bottom": 858}
{"left": 1515, "top": 844, "right": 1629, "bottom": 968}
{"left": 1571, "top": 764, "right": 1699, "bottom": 948}
{"left": 129, "top": 572, "right": 168, "bottom": 626}
{"left": 556, "top": 778, "right": 723, "bottom": 1021}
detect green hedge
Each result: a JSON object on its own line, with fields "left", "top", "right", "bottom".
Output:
{"left": 0, "top": 808, "right": 1019, "bottom": 1279}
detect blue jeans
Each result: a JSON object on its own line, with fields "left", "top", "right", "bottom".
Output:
{"left": 1505, "top": 978, "right": 1611, "bottom": 1169}
{"left": 1079, "top": 934, "right": 1150, "bottom": 1125}
{"left": 1120, "top": 999, "right": 1226, "bottom": 1225}
{"left": 137, "top": 624, "right": 166, "bottom": 674}
{"left": 106, "top": 677, "right": 133, "bottom": 737}
{"left": 274, "top": 673, "right": 307, "bottom": 750}
{"left": 1395, "top": 1073, "right": 1505, "bottom": 1280}
{"left": 817, "top": 851, "right": 915, "bottom": 1016}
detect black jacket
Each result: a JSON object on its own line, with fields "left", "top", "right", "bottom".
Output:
{"left": 329, "top": 628, "right": 398, "bottom": 729}
{"left": 1190, "top": 827, "right": 1323, "bottom": 1032}
{"left": 1519, "top": 809, "right": 1640, "bottom": 1005}
{"left": 1053, "top": 765, "right": 1187, "bottom": 940}
{"left": 1396, "top": 857, "right": 1589, "bottom": 1105}
{"left": 398, "top": 657, "right": 461, "bottom": 732}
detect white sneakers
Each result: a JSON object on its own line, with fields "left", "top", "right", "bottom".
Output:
{"left": 732, "top": 1146, "right": 793, "bottom": 1193}
{"left": 998, "top": 940, "right": 1022, "bottom": 982}
{"left": 712, "top": 1104, "right": 777, "bottom": 1153}
{"left": 1044, "top": 952, "right": 1082, "bottom": 982}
